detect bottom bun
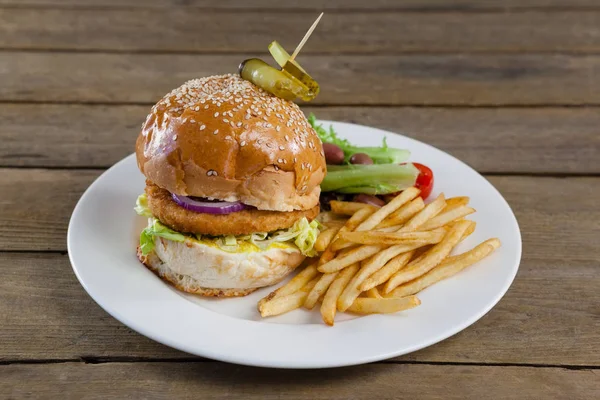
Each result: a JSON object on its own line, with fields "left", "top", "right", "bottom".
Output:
{"left": 136, "top": 236, "right": 306, "bottom": 298}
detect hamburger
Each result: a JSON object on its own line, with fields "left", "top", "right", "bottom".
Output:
{"left": 134, "top": 74, "right": 326, "bottom": 297}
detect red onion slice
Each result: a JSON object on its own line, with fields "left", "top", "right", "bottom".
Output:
{"left": 171, "top": 193, "right": 247, "bottom": 214}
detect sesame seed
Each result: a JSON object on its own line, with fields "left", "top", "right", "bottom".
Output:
{"left": 230, "top": 121, "right": 235, "bottom": 127}
{"left": 214, "top": 112, "right": 219, "bottom": 117}
{"left": 277, "top": 126, "right": 281, "bottom": 132}
{"left": 213, "top": 130, "right": 219, "bottom": 135}
{"left": 278, "top": 158, "right": 284, "bottom": 163}
{"left": 284, "top": 134, "right": 288, "bottom": 140}
{"left": 200, "top": 125, "right": 206, "bottom": 130}
{"left": 173, "top": 134, "right": 178, "bottom": 140}
{"left": 245, "top": 115, "right": 251, "bottom": 120}
{"left": 294, "top": 157, "right": 297, "bottom": 162}
{"left": 279, "top": 146, "right": 285, "bottom": 151}
{"left": 237, "top": 122, "right": 242, "bottom": 127}
{"left": 204, "top": 105, "right": 209, "bottom": 109}
{"left": 240, "top": 141, "right": 246, "bottom": 146}
{"left": 195, "top": 106, "right": 200, "bottom": 111}
{"left": 223, "top": 119, "right": 229, "bottom": 123}
{"left": 274, "top": 165, "right": 279, "bottom": 171}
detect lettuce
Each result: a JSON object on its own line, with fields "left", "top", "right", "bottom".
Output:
{"left": 308, "top": 113, "right": 410, "bottom": 164}
{"left": 245, "top": 217, "right": 322, "bottom": 257}
{"left": 139, "top": 219, "right": 186, "bottom": 255}
{"left": 134, "top": 194, "right": 321, "bottom": 256}
{"left": 134, "top": 193, "right": 152, "bottom": 217}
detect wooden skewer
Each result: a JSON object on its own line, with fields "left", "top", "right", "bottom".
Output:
{"left": 289, "top": 12, "right": 324, "bottom": 62}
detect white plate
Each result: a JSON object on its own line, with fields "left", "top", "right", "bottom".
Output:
{"left": 68, "top": 120, "right": 521, "bottom": 369}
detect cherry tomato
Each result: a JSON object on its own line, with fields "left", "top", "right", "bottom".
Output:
{"left": 412, "top": 163, "right": 434, "bottom": 200}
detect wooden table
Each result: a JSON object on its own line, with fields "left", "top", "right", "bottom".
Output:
{"left": 1, "top": 1, "right": 599, "bottom": 398}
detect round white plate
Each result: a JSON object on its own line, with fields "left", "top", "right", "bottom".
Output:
{"left": 68, "top": 120, "right": 521, "bottom": 369}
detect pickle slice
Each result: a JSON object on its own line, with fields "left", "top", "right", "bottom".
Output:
{"left": 268, "top": 41, "right": 319, "bottom": 98}
{"left": 239, "top": 58, "right": 315, "bottom": 101}
{"left": 282, "top": 60, "right": 320, "bottom": 98}
{"left": 268, "top": 41, "right": 291, "bottom": 68}
{"left": 268, "top": 41, "right": 307, "bottom": 73}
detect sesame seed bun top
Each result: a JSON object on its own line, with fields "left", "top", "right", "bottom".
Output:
{"left": 135, "top": 74, "right": 326, "bottom": 212}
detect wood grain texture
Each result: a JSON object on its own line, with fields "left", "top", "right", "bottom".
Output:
{"left": 1, "top": 0, "right": 598, "bottom": 11}
{"left": 2, "top": 362, "right": 599, "bottom": 400}
{"left": 2, "top": 9, "right": 600, "bottom": 53}
{"left": 0, "top": 173, "right": 598, "bottom": 365}
{"left": 2, "top": 52, "right": 600, "bottom": 105}
{"left": 2, "top": 104, "right": 600, "bottom": 173}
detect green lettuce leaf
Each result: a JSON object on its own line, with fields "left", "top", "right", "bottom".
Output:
{"left": 139, "top": 219, "right": 186, "bottom": 256}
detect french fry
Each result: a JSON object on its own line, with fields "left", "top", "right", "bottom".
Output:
{"left": 337, "top": 241, "right": 433, "bottom": 311}
{"left": 355, "top": 187, "right": 420, "bottom": 232}
{"left": 377, "top": 197, "right": 425, "bottom": 228}
{"left": 376, "top": 225, "right": 403, "bottom": 232}
{"left": 331, "top": 188, "right": 421, "bottom": 251}
{"left": 384, "top": 220, "right": 472, "bottom": 293}
{"left": 461, "top": 220, "right": 476, "bottom": 239}
{"left": 338, "top": 228, "right": 447, "bottom": 246}
{"left": 258, "top": 277, "right": 319, "bottom": 317}
{"left": 318, "top": 244, "right": 382, "bottom": 273}
{"left": 321, "top": 263, "right": 360, "bottom": 326}
{"left": 387, "top": 239, "right": 501, "bottom": 297}
{"left": 258, "top": 264, "right": 319, "bottom": 308}
{"left": 316, "top": 211, "right": 347, "bottom": 224}
{"left": 400, "top": 220, "right": 474, "bottom": 267}
{"left": 321, "top": 220, "right": 347, "bottom": 229}
{"left": 397, "top": 194, "right": 446, "bottom": 232}
{"left": 319, "top": 206, "right": 376, "bottom": 264}
{"left": 359, "top": 251, "right": 415, "bottom": 292}
{"left": 365, "top": 287, "right": 383, "bottom": 298}
{"left": 346, "top": 296, "right": 421, "bottom": 314}
{"left": 444, "top": 196, "right": 470, "bottom": 211}
{"left": 304, "top": 272, "right": 338, "bottom": 309}
{"left": 419, "top": 205, "right": 475, "bottom": 231}
{"left": 330, "top": 201, "right": 378, "bottom": 216}
{"left": 315, "top": 226, "right": 342, "bottom": 252}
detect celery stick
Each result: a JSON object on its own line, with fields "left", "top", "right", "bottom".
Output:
{"left": 321, "top": 163, "right": 418, "bottom": 192}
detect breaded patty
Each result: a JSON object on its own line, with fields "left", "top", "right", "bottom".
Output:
{"left": 145, "top": 182, "right": 320, "bottom": 236}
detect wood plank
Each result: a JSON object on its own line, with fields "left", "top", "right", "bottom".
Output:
{"left": 2, "top": 104, "right": 600, "bottom": 174}
{"left": 0, "top": 169, "right": 101, "bottom": 251}
{"left": 1, "top": 0, "right": 598, "bottom": 11}
{"left": 3, "top": 52, "right": 600, "bottom": 105}
{"left": 2, "top": 9, "right": 600, "bottom": 53}
{"left": 2, "top": 363, "right": 598, "bottom": 399}
{"left": 0, "top": 173, "right": 598, "bottom": 365}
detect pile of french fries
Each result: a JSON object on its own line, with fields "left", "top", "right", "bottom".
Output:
{"left": 258, "top": 187, "right": 501, "bottom": 326}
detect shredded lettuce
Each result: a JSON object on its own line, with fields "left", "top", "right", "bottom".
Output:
{"left": 134, "top": 194, "right": 321, "bottom": 256}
